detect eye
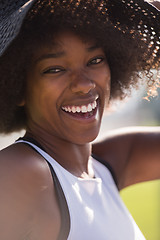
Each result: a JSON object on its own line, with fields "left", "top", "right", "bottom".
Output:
{"left": 87, "top": 56, "right": 105, "bottom": 66}
{"left": 42, "top": 66, "right": 65, "bottom": 74}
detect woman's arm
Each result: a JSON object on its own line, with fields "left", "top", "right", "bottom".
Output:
{"left": 92, "top": 127, "right": 160, "bottom": 190}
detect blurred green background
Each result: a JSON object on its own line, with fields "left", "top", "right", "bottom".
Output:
{"left": 121, "top": 180, "right": 160, "bottom": 240}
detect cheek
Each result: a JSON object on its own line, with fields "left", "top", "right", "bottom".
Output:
{"left": 103, "top": 66, "right": 111, "bottom": 91}
{"left": 96, "top": 67, "right": 111, "bottom": 106}
{"left": 94, "top": 67, "right": 111, "bottom": 90}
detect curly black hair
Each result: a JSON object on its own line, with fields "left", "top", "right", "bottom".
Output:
{"left": 0, "top": 0, "right": 156, "bottom": 133}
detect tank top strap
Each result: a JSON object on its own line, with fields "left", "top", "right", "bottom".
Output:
{"left": 16, "top": 138, "right": 70, "bottom": 240}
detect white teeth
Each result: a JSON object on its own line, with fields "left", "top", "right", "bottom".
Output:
{"left": 92, "top": 101, "right": 97, "bottom": 109}
{"left": 68, "top": 107, "right": 72, "bottom": 112}
{"left": 71, "top": 106, "right": 76, "bottom": 113}
{"left": 62, "top": 99, "right": 98, "bottom": 113}
{"left": 82, "top": 106, "right": 87, "bottom": 113}
{"left": 87, "top": 104, "right": 92, "bottom": 112}
{"left": 77, "top": 106, "right": 81, "bottom": 113}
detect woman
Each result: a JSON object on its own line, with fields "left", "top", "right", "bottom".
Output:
{"left": 0, "top": 0, "right": 160, "bottom": 239}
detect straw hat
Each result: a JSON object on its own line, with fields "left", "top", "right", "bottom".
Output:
{"left": 1, "top": 0, "right": 160, "bottom": 69}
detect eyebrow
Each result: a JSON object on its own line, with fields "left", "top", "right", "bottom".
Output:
{"left": 35, "top": 51, "right": 65, "bottom": 64}
{"left": 35, "top": 44, "right": 101, "bottom": 64}
{"left": 87, "top": 45, "right": 101, "bottom": 52}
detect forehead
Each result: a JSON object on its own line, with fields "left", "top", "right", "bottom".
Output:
{"left": 33, "top": 30, "right": 101, "bottom": 61}
{"left": 46, "top": 30, "right": 99, "bottom": 51}
{"left": 55, "top": 31, "right": 96, "bottom": 45}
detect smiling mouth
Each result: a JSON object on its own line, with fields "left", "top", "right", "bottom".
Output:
{"left": 61, "top": 99, "right": 98, "bottom": 119}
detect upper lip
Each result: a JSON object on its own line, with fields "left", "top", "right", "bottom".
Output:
{"left": 62, "top": 94, "right": 99, "bottom": 107}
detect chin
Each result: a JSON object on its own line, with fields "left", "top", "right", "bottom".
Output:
{"left": 72, "top": 129, "right": 100, "bottom": 145}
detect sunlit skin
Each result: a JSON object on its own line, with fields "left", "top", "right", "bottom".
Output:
{"left": 0, "top": 31, "right": 111, "bottom": 239}
{"left": 24, "top": 31, "right": 111, "bottom": 176}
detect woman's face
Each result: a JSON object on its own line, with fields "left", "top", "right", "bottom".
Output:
{"left": 25, "top": 31, "right": 111, "bottom": 144}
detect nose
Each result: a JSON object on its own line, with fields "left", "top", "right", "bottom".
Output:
{"left": 70, "top": 72, "right": 96, "bottom": 94}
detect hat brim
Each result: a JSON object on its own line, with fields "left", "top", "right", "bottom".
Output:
{"left": 0, "top": 0, "right": 160, "bottom": 65}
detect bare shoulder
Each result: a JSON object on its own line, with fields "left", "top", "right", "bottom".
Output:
{"left": 0, "top": 143, "right": 61, "bottom": 240}
{"left": 0, "top": 142, "right": 53, "bottom": 194}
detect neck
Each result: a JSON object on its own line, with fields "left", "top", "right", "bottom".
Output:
{"left": 25, "top": 126, "right": 92, "bottom": 178}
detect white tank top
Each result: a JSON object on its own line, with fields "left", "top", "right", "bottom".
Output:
{"left": 17, "top": 140, "right": 146, "bottom": 240}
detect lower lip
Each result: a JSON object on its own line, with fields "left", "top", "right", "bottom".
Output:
{"left": 61, "top": 105, "right": 99, "bottom": 123}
